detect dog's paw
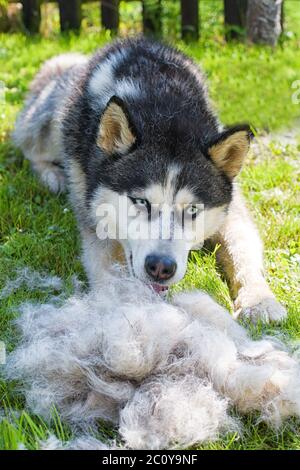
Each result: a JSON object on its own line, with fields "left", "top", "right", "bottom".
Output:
{"left": 234, "top": 297, "right": 287, "bottom": 324}
{"left": 41, "top": 167, "right": 65, "bottom": 193}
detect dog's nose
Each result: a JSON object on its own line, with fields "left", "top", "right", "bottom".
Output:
{"left": 145, "top": 254, "right": 177, "bottom": 281}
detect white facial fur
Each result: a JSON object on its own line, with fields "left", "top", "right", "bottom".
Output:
{"left": 90, "top": 180, "right": 227, "bottom": 285}
{"left": 88, "top": 51, "right": 141, "bottom": 110}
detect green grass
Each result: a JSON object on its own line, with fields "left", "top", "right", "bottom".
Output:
{"left": 0, "top": 0, "right": 300, "bottom": 451}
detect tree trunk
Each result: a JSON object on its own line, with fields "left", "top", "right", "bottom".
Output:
{"left": 21, "top": 0, "right": 41, "bottom": 33}
{"left": 224, "top": 0, "right": 248, "bottom": 41}
{"left": 180, "top": 0, "right": 199, "bottom": 42}
{"left": 142, "top": 0, "right": 162, "bottom": 37}
{"left": 246, "top": 0, "right": 283, "bottom": 46}
{"left": 101, "top": 0, "right": 119, "bottom": 33}
{"left": 58, "top": 0, "right": 82, "bottom": 32}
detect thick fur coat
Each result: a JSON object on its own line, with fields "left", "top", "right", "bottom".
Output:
{"left": 6, "top": 269, "right": 300, "bottom": 450}
{"left": 13, "top": 37, "right": 287, "bottom": 322}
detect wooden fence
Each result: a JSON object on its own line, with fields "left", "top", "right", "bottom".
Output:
{"left": 19, "top": 0, "right": 253, "bottom": 40}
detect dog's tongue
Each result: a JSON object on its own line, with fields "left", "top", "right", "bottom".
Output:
{"left": 151, "top": 283, "right": 169, "bottom": 294}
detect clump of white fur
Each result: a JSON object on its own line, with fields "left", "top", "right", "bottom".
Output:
{"left": 119, "top": 375, "right": 235, "bottom": 450}
{"left": 6, "top": 268, "right": 300, "bottom": 450}
{"left": 38, "top": 434, "right": 112, "bottom": 450}
{"left": 0, "top": 267, "right": 63, "bottom": 299}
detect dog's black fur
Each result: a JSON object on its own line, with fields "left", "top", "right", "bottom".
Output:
{"left": 61, "top": 38, "right": 248, "bottom": 214}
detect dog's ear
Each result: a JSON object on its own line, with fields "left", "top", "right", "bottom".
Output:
{"left": 97, "top": 96, "right": 137, "bottom": 155}
{"left": 207, "top": 125, "right": 253, "bottom": 179}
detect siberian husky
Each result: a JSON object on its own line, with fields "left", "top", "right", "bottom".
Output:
{"left": 13, "top": 37, "right": 286, "bottom": 322}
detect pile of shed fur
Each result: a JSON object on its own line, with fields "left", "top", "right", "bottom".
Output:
{"left": 6, "top": 268, "right": 300, "bottom": 450}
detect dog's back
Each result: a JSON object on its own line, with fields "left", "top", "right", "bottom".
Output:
{"left": 14, "top": 38, "right": 221, "bottom": 194}
{"left": 13, "top": 53, "right": 87, "bottom": 192}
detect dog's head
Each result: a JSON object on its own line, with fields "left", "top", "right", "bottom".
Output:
{"left": 90, "top": 96, "right": 253, "bottom": 292}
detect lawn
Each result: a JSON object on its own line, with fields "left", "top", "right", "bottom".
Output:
{"left": 0, "top": 0, "right": 299, "bottom": 450}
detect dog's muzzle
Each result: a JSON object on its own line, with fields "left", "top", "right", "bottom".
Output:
{"left": 144, "top": 254, "right": 177, "bottom": 294}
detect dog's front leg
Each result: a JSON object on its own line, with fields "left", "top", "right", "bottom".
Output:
{"left": 211, "top": 186, "right": 287, "bottom": 323}
{"left": 172, "top": 290, "right": 249, "bottom": 347}
{"left": 81, "top": 228, "right": 122, "bottom": 289}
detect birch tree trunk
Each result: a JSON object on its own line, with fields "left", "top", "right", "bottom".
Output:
{"left": 246, "top": 0, "right": 283, "bottom": 46}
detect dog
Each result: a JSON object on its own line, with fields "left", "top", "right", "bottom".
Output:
{"left": 13, "top": 37, "right": 287, "bottom": 322}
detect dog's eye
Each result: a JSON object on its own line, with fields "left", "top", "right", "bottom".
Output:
{"left": 133, "top": 198, "right": 147, "bottom": 206}
{"left": 129, "top": 197, "right": 150, "bottom": 212}
{"left": 185, "top": 205, "right": 200, "bottom": 219}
